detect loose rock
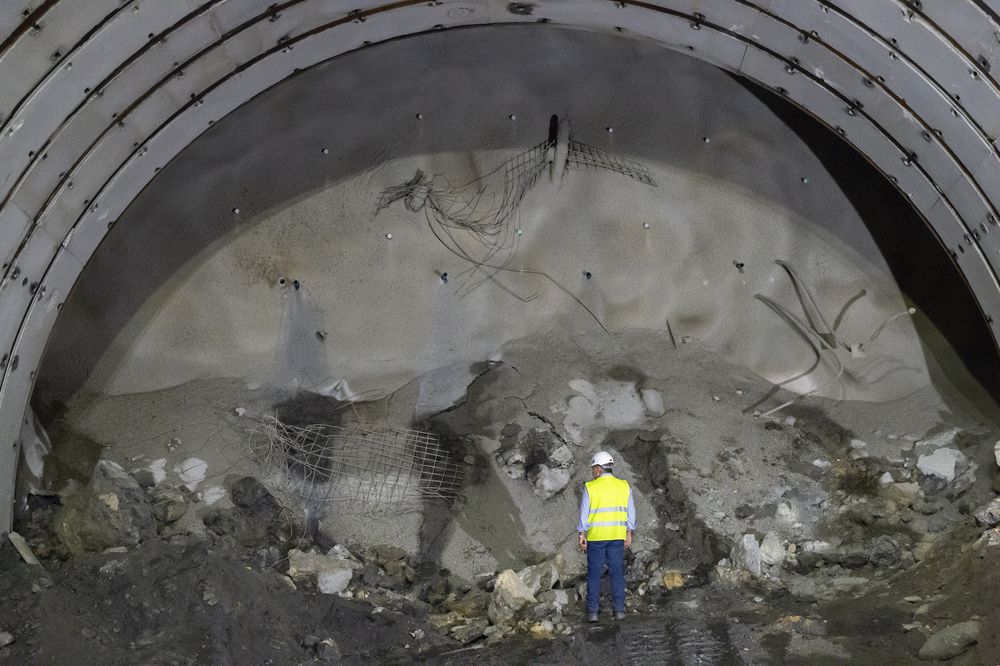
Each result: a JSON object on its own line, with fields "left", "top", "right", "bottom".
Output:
{"left": 151, "top": 486, "right": 188, "bottom": 524}
{"left": 527, "top": 465, "right": 571, "bottom": 500}
{"left": 759, "top": 532, "right": 785, "bottom": 566}
{"left": 317, "top": 637, "right": 341, "bottom": 662}
{"left": 445, "top": 590, "right": 490, "bottom": 618}
{"left": 918, "top": 620, "right": 980, "bottom": 661}
{"left": 660, "top": 570, "right": 685, "bottom": 590}
{"left": 730, "top": 534, "right": 762, "bottom": 577}
{"left": 517, "top": 555, "right": 564, "bottom": 596}
{"left": 54, "top": 460, "right": 156, "bottom": 555}
{"left": 488, "top": 569, "right": 536, "bottom": 625}
{"left": 450, "top": 618, "right": 489, "bottom": 645}
{"left": 286, "top": 549, "right": 359, "bottom": 594}
{"left": 973, "top": 498, "right": 1000, "bottom": 527}
{"left": 882, "top": 482, "right": 920, "bottom": 508}
{"left": 916, "top": 448, "right": 967, "bottom": 483}
{"left": 869, "top": 535, "right": 901, "bottom": 568}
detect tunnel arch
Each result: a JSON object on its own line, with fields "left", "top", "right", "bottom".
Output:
{"left": 2, "top": 0, "right": 1000, "bottom": 528}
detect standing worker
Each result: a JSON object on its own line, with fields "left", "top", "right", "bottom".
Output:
{"left": 578, "top": 451, "right": 636, "bottom": 622}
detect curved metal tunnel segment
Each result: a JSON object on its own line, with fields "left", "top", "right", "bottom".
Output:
{"left": 1, "top": 0, "right": 1000, "bottom": 528}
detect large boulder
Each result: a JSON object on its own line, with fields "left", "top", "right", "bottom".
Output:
{"left": 54, "top": 460, "right": 155, "bottom": 555}
{"left": 488, "top": 569, "right": 536, "bottom": 625}
{"left": 517, "top": 555, "right": 565, "bottom": 596}
{"left": 918, "top": 620, "right": 980, "bottom": 661}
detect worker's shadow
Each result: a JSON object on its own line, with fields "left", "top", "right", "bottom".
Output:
{"left": 414, "top": 421, "right": 537, "bottom": 570}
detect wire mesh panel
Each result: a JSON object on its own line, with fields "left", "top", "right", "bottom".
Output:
{"left": 565, "top": 140, "right": 655, "bottom": 185}
{"left": 248, "top": 416, "right": 462, "bottom": 509}
{"left": 374, "top": 124, "right": 656, "bottom": 315}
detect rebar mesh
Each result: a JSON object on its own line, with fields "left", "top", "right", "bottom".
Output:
{"left": 376, "top": 137, "right": 652, "bottom": 238}
{"left": 374, "top": 126, "right": 655, "bottom": 328}
{"left": 565, "top": 140, "right": 655, "bottom": 184}
{"left": 248, "top": 416, "right": 462, "bottom": 509}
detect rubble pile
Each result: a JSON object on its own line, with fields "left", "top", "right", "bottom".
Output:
{"left": 8, "top": 336, "right": 1000, "bottom": 662}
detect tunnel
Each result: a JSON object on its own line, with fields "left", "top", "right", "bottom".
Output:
{"left": 3, "top": 1, "right": 1000, "bottom": 662}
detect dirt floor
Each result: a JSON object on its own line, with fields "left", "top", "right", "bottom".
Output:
{"left": 1, "top": 518, "right": 998, "bottom": 664}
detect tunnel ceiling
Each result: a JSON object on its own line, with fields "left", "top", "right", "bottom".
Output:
{"left": 1, "top": 0, "right": 1000, "bottom": 529}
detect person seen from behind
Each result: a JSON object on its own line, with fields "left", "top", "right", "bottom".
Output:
{"left": 577, "top": 450, "right": 636, "bottom": 622}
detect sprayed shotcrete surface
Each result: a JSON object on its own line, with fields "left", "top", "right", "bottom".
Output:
{"left": 38, "top": 27, "right": 933, "bottom": 409}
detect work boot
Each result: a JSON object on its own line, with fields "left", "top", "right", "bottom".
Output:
{"left": 588, "top": 613, "right": 599, "bottom": 623}
{"left": 614, "top": 611, "right": 626, "bottom": 621}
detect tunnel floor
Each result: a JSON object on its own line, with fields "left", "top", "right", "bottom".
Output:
{"left": 5, "top": 329, "right": 1000, "bottom": 662}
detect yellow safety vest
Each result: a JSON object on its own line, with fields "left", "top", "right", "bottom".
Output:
{"left": 585, "top": 474, "right": 631, "bottom": 541}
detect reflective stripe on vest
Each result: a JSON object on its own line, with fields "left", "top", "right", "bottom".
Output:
{"left": 585, "top": 474, "right": 631, "bottom": 541}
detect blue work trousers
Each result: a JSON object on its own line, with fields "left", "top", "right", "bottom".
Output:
{"left": 586, "top": 539, "right": 625, "bottom": 614}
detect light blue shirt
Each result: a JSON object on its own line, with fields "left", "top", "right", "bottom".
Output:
{"left": 577, "top": 472, "right": 636, "bottom": 533}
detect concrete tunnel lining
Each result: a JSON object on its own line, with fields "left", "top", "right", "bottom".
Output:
{"left": 2, "top": 1, "right": 1000, "bottom": 531}
{"left": 37, "top": 27, "right": 937, "bottom": 405}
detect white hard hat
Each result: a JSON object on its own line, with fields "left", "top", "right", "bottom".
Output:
{"left": 591, "top": 451, "right": 614, "bottom": 467}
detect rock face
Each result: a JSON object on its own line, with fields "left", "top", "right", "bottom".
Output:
{"left": 488, "top": 569, "right": 536, "bottom": 625}
{"left": 918, "top": 620, "right": 980, "bottom": 661}
{"left": 731, "top": 534, "right": 762, "bottom": 577}
{"left": 54, "top": 460, "right": 156, "bottom": 555}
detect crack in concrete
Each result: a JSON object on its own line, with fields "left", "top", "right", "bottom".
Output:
{"left": 525, "top": 408, "right": 573, "bottom": 449}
